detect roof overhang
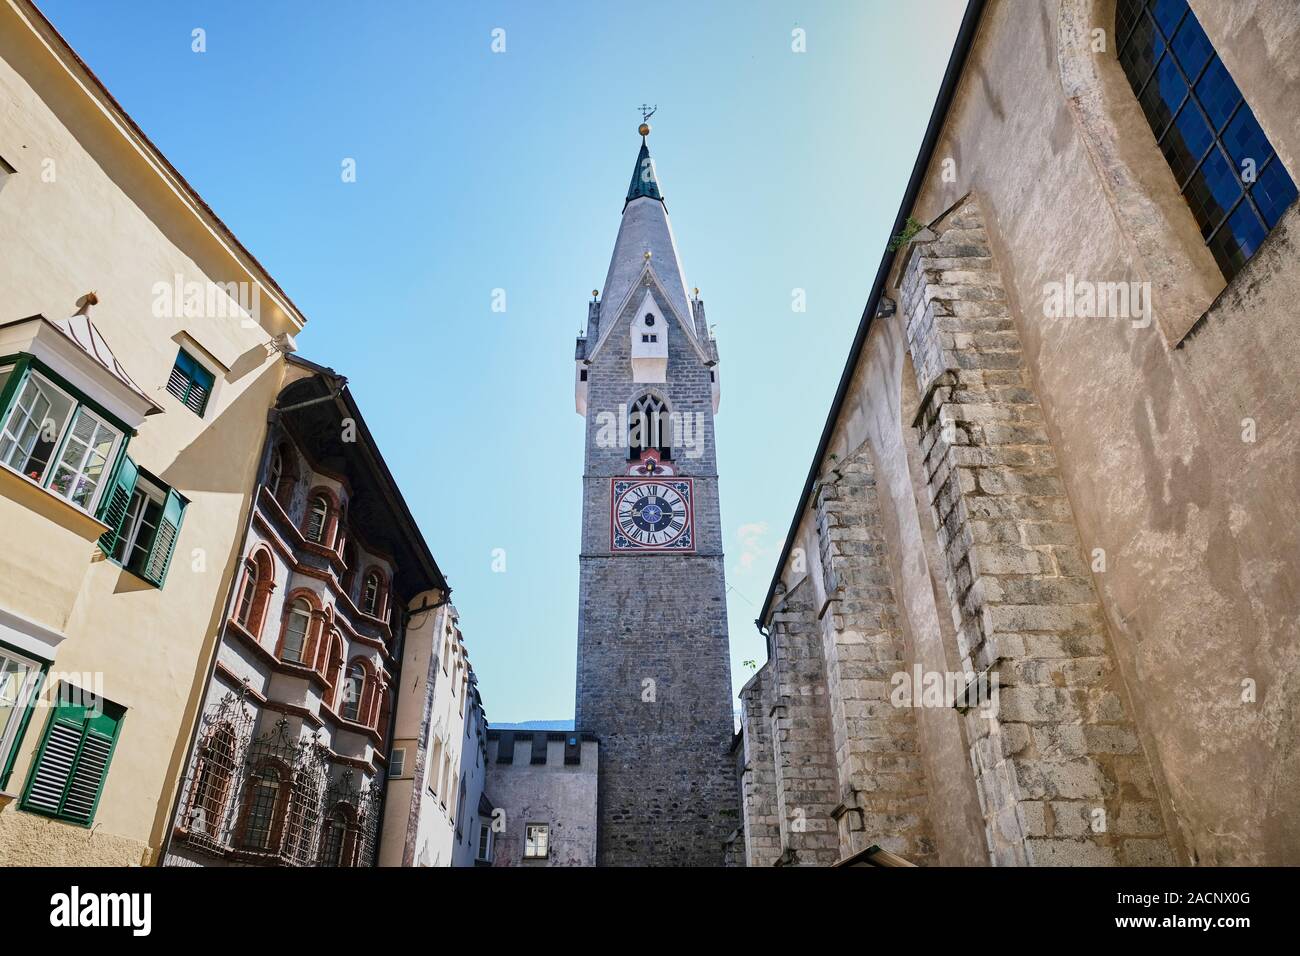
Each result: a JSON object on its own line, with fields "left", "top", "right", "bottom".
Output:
{"left": 0, "top": 313, "right": 162, "bottom": 427}
{"left": 3, "top": 0, "right": 308, "bottom": 335}
{"left": 756, "top": 0, "right": 989, "bottom": 631}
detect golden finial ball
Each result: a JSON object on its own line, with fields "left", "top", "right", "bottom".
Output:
{"left": 639, "top": 122, "right": 651, "bottom": 137}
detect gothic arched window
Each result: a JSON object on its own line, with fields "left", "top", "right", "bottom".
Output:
{"left": 628, "top": 393, "right": 671, "bottom": 461}
{"left": 1116, "top": 0, "right": 1297, "bottom": 279}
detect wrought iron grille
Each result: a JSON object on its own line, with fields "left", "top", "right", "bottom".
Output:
{"left": 176, "top": 690, "right": 255, "bottom": 854}
{"left": 317, "top": 768, "right": 385, "bottom": 867}
{"left": 175, "top": 692, "right": 385, "bottom": 867}
{"left": 235, "top": 717, "right": 331, "bottom": 867}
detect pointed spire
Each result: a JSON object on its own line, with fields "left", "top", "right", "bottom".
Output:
{"left": 625, "top": 133, "right": 663, "bottom": 209}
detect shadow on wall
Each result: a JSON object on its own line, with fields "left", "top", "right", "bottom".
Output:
{"left": 157, "top": 353, "right": 280, "bottom": 495}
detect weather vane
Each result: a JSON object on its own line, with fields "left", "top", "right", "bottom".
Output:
{"left": 638, "top": 104, "right": 658, "bottom": 123}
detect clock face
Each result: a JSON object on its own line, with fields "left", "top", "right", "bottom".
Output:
{"left": 610, "top": 478, "right": 694, "bottom": 552}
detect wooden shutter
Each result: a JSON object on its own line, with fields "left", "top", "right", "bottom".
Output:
{"left": 167, "top": 351, "right": 215, "bottom": 416}
{"left": 22, "top": 696, "right": 124, "bottom": 825}
{"left": 142, "top": 488, "right": 185, "bottom": 587}
{"left": 96, "top": 454, "right": 139, "bottom": 555}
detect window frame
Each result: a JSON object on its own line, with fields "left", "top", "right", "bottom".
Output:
{"left": 0, "top": 641, "right": 47, "bottom": 791}
{"left": 112, "top": 474, "right": 166, "bottom": 573}
{"left": 96, "top": 455, "right": 188, "bottom": 588}
{"left": 1114, "top": 0, "right": 1297, "bottom": 279}
{"left": 166, "top": 347, "right": 216, "bottom": 418}
{"left": 19, "top": 684, "right": 126, "bottom": 827}
{"left": 0, "top": 357, "right": 128, "bottom": 516}
{"left": 476, "top": 821, "right": 493, "bottom": 862}
{"left": 523, "top": 823, "right": 550, "bottom": 859}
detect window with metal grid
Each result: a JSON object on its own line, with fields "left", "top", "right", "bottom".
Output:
{"left": 1115, "top": 0, "right": 1297, "bottom": 279}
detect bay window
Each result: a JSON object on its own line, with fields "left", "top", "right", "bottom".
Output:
{"left": 0, "top": 363, "right": 126, "bottom": 515}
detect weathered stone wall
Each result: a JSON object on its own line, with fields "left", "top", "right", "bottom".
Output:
{"left": 813, "top": 443, "right": 937, "bottom": 864}
{"left": 485, "top": 733, "right": 599, "bottom": 867}
{"left": 743, "top": 0, "right": 1300, "bottom": 867}
{"left": 898, "top": 198, "right": 1172, "bottom": 865}
{"left": 737, "top": 669, "right": 782, "bottom": 867}
{"left": 575, "top": 269, "right": 736, "bottom": 866}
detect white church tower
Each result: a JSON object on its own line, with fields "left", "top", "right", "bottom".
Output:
{"left": 572, "top": 121, "right": 736, "bottom": 866}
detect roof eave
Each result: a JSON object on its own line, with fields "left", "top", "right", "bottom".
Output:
{"left": 755, "top": 0, "right": 989, "bottom": 634}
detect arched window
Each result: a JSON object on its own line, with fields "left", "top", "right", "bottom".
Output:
{"left": 377, "top": 686, "right": 392, "bottom": 745}
{"left": 628, "top": 393, "right": 671, "bottom": 460}
{"left": 320, "top": 632, "right": 345, "bottom": 706}
{"left": 185, "top": 721, "right": 236, "bottom": 837}
{"left": 279, "top": 599, "right": 313, "bottom": 664}
{"left": 271, "top": 442, "right": 297, "bottom": 509}
{"left": 306, "top": 495, "right": 330, "bottom": 544}
{"left": 267, "top": 447, "right": 282, "bottom": 498}
{"left": 1116, "top": 0, "right": 1297, "bottom": 279}
{"left": 238, "top": 761, "right": 288, "bottom": 851}
{"left": 318, "top": 803, "right": 357, "bottom": 867}
{"left": 362, "top": 569, "right": 384, "bottom": 616}
{"left": 234, "top": 549, "right": 274, "bottom": 636}
{"left": 341, "top": 662, "right": 366, "bottom": 722}
{"left": 341, "top": 541, "right": 358, "bottom": 597}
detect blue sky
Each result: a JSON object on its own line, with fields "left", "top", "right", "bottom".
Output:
{"left": 39, "top": 0, "right": 968, "bottom": 723}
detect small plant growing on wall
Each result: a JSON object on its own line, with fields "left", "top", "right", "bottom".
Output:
{"left": 887, "top": 215, "right": 927, "bottom": 252}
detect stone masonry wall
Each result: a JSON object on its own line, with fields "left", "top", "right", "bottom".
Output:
{"left": 576, "top": 275, "right": 736, "bottom": 866}
{"left": 737, "top": 669, "right": 782, "bottom": 867}
{"left": 766, "top": 581, "right": 841, "bottom": 865}
{"left": 898, "top": 196, "right": 1172, "bottom": 865}
{"left": 813, "top": 443, "right": 937, "bottom": 864}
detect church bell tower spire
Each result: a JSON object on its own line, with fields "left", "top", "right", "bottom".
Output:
{"left": 571, "top": 118, "right": 736, "bottom": 866}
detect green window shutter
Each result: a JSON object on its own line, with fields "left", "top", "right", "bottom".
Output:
{"left": 21, "top": 695, "right": 125, "bottom": 826}
{"left": 142, "top": 488, "right": 185, "bottom": 587}
{"left": 166, "top": 350, "right": 215, "bottom": 417}
{"left": 96, "top": 454, "right": 139, "bottom": 556}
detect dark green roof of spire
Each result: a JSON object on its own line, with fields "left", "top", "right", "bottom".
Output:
{"left": 624, "top": 139, "right": 663, "bottom": 208}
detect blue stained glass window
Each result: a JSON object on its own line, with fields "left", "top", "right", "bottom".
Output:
{"left": 1253, "top": 159, "right": 1300, "bottom": 230}
{"left": 1116, "top": 0, "right": 1297, "bottom": 280}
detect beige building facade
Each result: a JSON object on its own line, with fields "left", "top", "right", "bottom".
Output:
{"left": 741, "top": 0, "right": 1300, "bottom": 867}
{"left": 0, "top": 0, "right": 304, "bottom": 864}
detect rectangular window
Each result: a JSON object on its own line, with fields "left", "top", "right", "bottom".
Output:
{"left": 390, "top": 747, "right": 406, "bottom": 777}
{"left": 21, "top": 687, "right": 125, "bottom": 826}
{"left": 97, "top": 457, "right": 187, "bottom": 587}
{"left": 166, "top": 349, "right": 215, "bottom": 417}
{"left": 0, "top": 646, "right": 44, "bottom": 789}
{"left": 523, "top": 823, "right": 549, "bottom": 859}
{"left": 477, "top": 822, "right": 492, "bottom": 862}
{"left": 0, "top": 367, "right": 123, "bottom": 514}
